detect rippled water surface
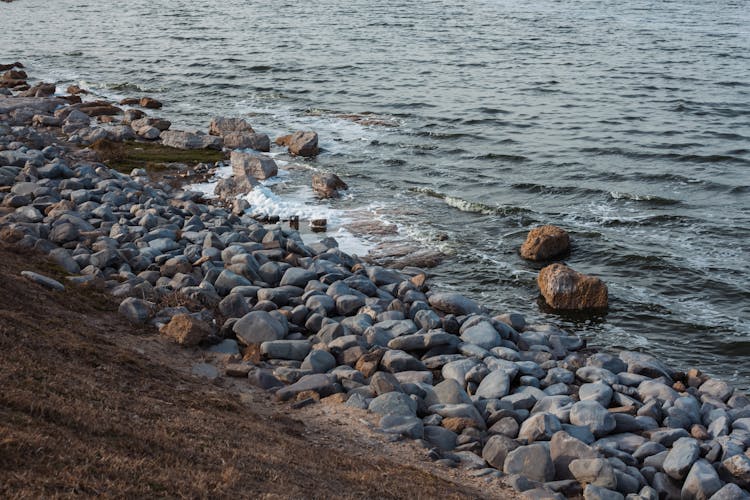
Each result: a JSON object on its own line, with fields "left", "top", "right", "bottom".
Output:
{"left": 2, "top": 0, "right": 749, "bottom": 385}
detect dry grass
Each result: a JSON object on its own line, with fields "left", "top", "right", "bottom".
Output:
{"left": 0, "top": 243, "right": 512, "bottom": 499}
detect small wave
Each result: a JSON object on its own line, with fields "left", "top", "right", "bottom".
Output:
{"left": 473, "top": 153, "right": 529, "bottom": 162}
{"left": 410, "top": 188, "right": 529, "bottom": 216}
{"left": 609, "top": 191, "right": 680, "bottom": 205}
{"left": 580, "top": 147, "right": 750, "bottom": 166}
{"left": 101, "top": 81, "right": 162, "bottom": 93}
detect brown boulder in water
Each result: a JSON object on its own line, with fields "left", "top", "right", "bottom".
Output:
{"left": 139, "top": 96, "right": 162, "bottom": 109}
{"left": 312, "top": 172, "right": 347, "bottom": 198}
{"left": 538, "top": 263, "right": 608, "bottom": 310}
{"left": 278, "top": 130, "right": 319, "bottom": 157}
{"left": 209, "top": 116, "right": 254, "bottom": 136}
{"left": 520, "top": 225, "right": 570, "bottom": 261}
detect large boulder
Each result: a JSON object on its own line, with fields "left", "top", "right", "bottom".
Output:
{"left": 312, "top": 172, "right": 347, "bottom": 198}
{"left": 233, "top": 311, "right": 287, "bottom": 345}
{"left": 160, "top": 130, "right": 222, "bottom": 150}
{"left": 277, "top": 130, "right": 319, "bottom": 157}
{"left": 537, "top": 263, "right": 608, "bottom": 310}
{"left": 520, "top": 225, "right": 570, "bottom": 261}
{"left": 231, "top": 150, "right": 277, "bottom": 180}
{"left": 223, "top": 132, "right": 270, "bottom": 151}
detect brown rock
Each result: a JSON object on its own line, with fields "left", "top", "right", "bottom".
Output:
{"left": 159, "top": 314, "right": 212, "bottom": 347}
{"left": 286, "top": 130, "right": 319, "bottom": 157}
{"left": 119, "top": 97, "right": 140, "bottom": 105}
{"left": 690, "top": 424, "right": 710, "bottom": 440}
{"left": 295, "top": 390, "right": 321, "bottom": 403}
{"left": 520, "top": 225, "right": 570, "bottom": 261}
{"left": 18, "top": 82, "right": 56, "bottom": 98}
{"left": 0, "top": 79, "right": 28, "bottom": 89}
{"left": 223, "top": 132, "right": 270, "bottom": 151}
{"left": 355, "top": 349, "right": 385, "bottom": 378}
{"left": 2, "top": 69, "right": 27, "bottom": 80}
{"left": 231, "top": 150, "right": 277, "bottom": 180}
{"left": 322, "top": 393, "right": 348, "bottom": 405}
{"left": 312, "top": 172, "right": 347, "bottom": 198}
{"left": 67, "top": 85, "right": 88, "bottom": 95}
{"left": 537, "top": 263, "right": 608, "bottom": 310}
{"left": 78, "top": 101, "right": 123, "bottom": 117}
{"left": 274, "top": 134, "right": 291, "bottom": 146}
{"left": 209, "top": 117, "right": 254, "bottom": 136}
{"left": 139, "top": 97, "right": 162, "bottom": 109}
{"left": 0, "top": 62, "right": 24, "bottom": 71}
{"left": 442, "top": 417, "right": 479, "bottom": 433}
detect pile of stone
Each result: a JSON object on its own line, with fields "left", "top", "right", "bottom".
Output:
{"left": 2, "top": 84, "right": 750, "bottom": 500}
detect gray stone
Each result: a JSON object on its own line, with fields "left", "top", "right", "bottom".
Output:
{"left": 161, "top": 130, "right": 222, "bottom": 150}
{"left": 442, "top": 358, "right": 480, "bottom": 385}
{"left": 191, "top": 362, "right": 220, "bottom": 380}
{"left": 261, "top": 340, "right": 311, "bottom": 360}
{"left": 580, "top": 382, "right": 614, "bottom": 408}
{"left": 460, "top": 321, "right": 502, "bottom": 350}
{"left": 301, "top": 349, "right": 337, "bottom": 373}
{"left": 584, "top": 484, "right": 624, "bottom": 500}
{"left": 723, "top": 453, "right": 750, "bottom": 487}
{"left": 518, "top": 412, "right": 562, "bottom": 443}
{"left": 429, "top": 379, "right": 473, "bottom": 406}
{"left": 649, "top": 428, "right": 690, "bottom": 447}
{"left": 275, "top": 373, "right": 338, "bottom": 401}
{"left": 619, "top": 351, "right": 674, "bottom": 380}
{"left": 504, "top": 444, "right": 555, "bottom": 483}
{"left": 20, "top": 270, "right": 64, "bottom": 291}
{"left": 379, "top": 415, "right": 424, "bottom": 439}
{"left": 336, "top": 294, "right": 365, "bottom": 316}
{"left": 569, "top": 458, "right": 617, "bottom": 489}
{"left": 424, "top": 425, "right": 457, "bottom": 451}
{"left": 577, "top": 366, "right": 618, "bottom": 386}
{"left": 369, "top": 392, "right": 417, "bottom": 416}
{"left": 475, "top": 369, "right": 511, "bottom": 399}
{"left": 638, "top": 380, "right": 679, "bottom": 405}
{"left": 550, "top": 431, "right": 600, "bottom": 480}
{"left": 482, "top": 434, "right": 520, "bottom": 469}
{"left": 681, "top": 459, "right": 722, "bottom": 500}
{"left": 428, "top": 292, "right": 483, "bottom": 316}
{"left": 233, "top": 310, "right": 287, "bottom": 345}
{"left": 700, "top": 378, "right": 733, "bottom": 403}
{"left": 118, "top": 297, "right": 154, "bottom": 324}
{"left": 414, "top": 308, "right": 441, "bottom": 330}
{"left": 370, "top": 371, "right": 403, "bottom": 395}
{"left": 215, "top": 269, "right": 253, "bottom": 296}
{"left": 280, "top": 267, "right": 317, "bottom": 288}
{"left": 663, "top": 437, "right": 700, "bottom": 480}
{"left": 207, "top": 339, "right": 240, "bottom": 355}
{"left": 709, "top": 484, "right": 750, "bottom": 500}
{"left": 570, "top": 400, "right": 616, "bottom": 437}
{"left": 428, "top": 403, "right": 486, "bottom": 430}
{"left": 381, "top": 349, "right": 426, "bottom": 373}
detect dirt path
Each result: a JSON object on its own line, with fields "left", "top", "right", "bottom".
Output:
{"left": 0, "top": 243, "right": 516, "bottom": 499}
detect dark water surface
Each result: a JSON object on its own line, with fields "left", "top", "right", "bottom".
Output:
{"left": 2, "top": 0, "right": 749, "bottom": 385}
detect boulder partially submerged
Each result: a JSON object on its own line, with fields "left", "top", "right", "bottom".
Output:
{"left": 538, "top": 263, "right": 608, "bottom": 310}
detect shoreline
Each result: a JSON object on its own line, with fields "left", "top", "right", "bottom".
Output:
{"left": 2, "top": 67, "right": 750, "bottom": 498}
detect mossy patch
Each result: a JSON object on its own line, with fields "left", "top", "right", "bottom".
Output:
{"left": 91, "top": 139, "right": 225, "bottom": 173}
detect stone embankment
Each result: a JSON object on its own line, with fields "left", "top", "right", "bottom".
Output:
{"left": 1, "top": 67, "right": 749, "bottom": 500}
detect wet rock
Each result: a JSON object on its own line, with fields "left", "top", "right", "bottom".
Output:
{"left": 139, "top": 97, "right": 162, "bottom": 109}
{"left": 160, "top": 313, "right": 211, "bottom": 346}
{"left": 520, "top": 225, "right": 570, "bottom": 261}
{"left": 280, "top": 130, "right": 319, "bottom": 157}
{"left": 538, "top": 263, "right": 608, "bottom": 310}
{"left": 312, "top": 172, "right": 348, "bottom": 198}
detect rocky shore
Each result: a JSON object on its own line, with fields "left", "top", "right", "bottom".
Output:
{"left": 2, "top": 67, "right": 750, "bottom": 500}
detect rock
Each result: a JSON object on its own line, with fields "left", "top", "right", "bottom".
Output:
{"left": 118, "top": 297, "right": 154, "bottom": 324}
{"left": 428, "top": 292, "right": 483, "bottom": 316}
{"left": 191, "top": 363, "right": 219, "bottom": 380}
{"left": 504, "top": 444, "right": 555, "bottom": 483}
{"left": 475, "top": 370, "right": 512, "bottom": 399}
{"left": 569, "top": 458, "right": 618, "bottom": 489}
{"left": 139, "top": 97, "right": 162, "bottom": 109}
{"left": 282, "top": 130, "right": 319, "bottom": 157}
{"left": 230, "top": 150, "right": 277, "bottom": 180}
{"left": 424, "top": 425, "right": 458, "bottom": 451}
{"left": 520, "top": 225, "right": 570, "bottom": 261}
{"left": 579, "top": 382, "right": 614, "bottom": 407}
{"left": 312, "top": 172, "right": 347, "bottom": 198}
{"left": 461, "top": 321, "right": 502, "bottom": 349}
{"left": 209, "top": 117, "right": 254, "bottom": 136}
{"left": 583, "top": 484, "right": 624, "bottom": 500}
{"left": 570, "top": 401, "right": 616, "bottom": 437}
{"left": 430, "top": 379, "right": 473, "bottom": 405}
{"left": 20, "top": 270, "right": 64, "bottom": 291}
{"left": 723, "top": 454, "right": 750, "bottom": 487}
{"left": 160, "top": 314, "right": 211, "bottom": 346}
{"left": 550, "top": 431, "right": 600, "bottom": 480}
{"left": 663, "top": 437, "right": 700, "bottom": 481}
{"left": 518, "top": 412, "right": 562, "bottom": 442}
{"left": 380, "top": 350, "right": 426, "bottom": 373}
{"left": 369, "top": 392, "right": 417, "bottom": 416}
{"left": 379, "top": 415, "right": 424, "bottom": 439}
{"left": 160, "top": 130, "right": 222, "bottom": 150}
{"left": 261, "top": 340, "right": 311, "bottom": 361}
{"left": 233, "top": 311, "right": 287, "bottom": 345}
{"left": 301, "top": 349, "right": 337, "bottom": 373}
{"left": 700, "top": 378, "right": 733, "bottom": 403}
{"left": 619, "top": 351, "right": 675, "bottom": 380}
{"left": 709, "top": 484, "right": 750, "bottom": 500}
{"left": 538, "top": 263, "right": 608, "bottom": 310}
{"left": 275, "top": 373, "right": 338, "bottom": 401}
{"left": 681, "top": 459, "right": 722, "bottom": 500}
{"left": 223, "top": 132, "right": 270, "bottom": 151}
{"left": 280, "top": 267, "right": 317, "bottom": 288}
{"left": 482, "top": 434, "right": 520, "bottom": 469}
